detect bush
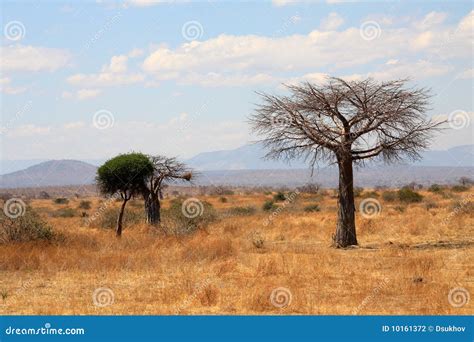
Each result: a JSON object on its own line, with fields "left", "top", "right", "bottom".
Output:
{"left": 273, "top": 192, "right": 286, "bottom": 202}
{"left": 162, "top": 199, "right": 217, "bottom": 235}
{"left": 0, "top": 206, "right": 55, "bottom": 243}
{"left": 262, "top": 200, "right": 277, "bottom": 212}
{"left": 303, "top": 204, "right": 320, "bottom": 212}
{"left": 451, "top": 185, "right": 469, "bottom": 192}
{"left": 382, "top": 191, "right": 398, "bottom": 202}
{"left": 53, "top": 198, "right": 69, "bottom": 205}
{"left": 428, "top": 184, "right": 443, "bottom": 193}
{"left": 354, "top": 187, "right": 364, "bottom": 198}
{"left": 424, "top": 200, "right": 438, "bottom": 210}
{"left": 52, "top": 208, "right": 76, "bottom": 218}
{"left": 219, "top": 197, "right": 228, "bottom": 203}
{"left": 450, "top": 200, "right": 474, "bottom": 215}
{"left": 361, "top": 191, "right": 379, "bottom": 199}
{"left": 78, "top": 200, "right": 91, "bottom": 210}
{"left": 227, "top": 206, "right": 256, "bottom": 216}
{"left": 398, "top": 188, "right": 423, "bottom": 203}
{"left": 297, "top": 183, "right": 321, "bottom": 194}
{"left": 89, "top": 207, "right": 144, "bottom": 229}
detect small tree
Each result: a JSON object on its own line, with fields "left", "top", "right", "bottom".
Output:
{"left": 144, "top": 156, "right": 193, "bottom": 225}
{"left": 96, "top": 153, "right": 153, "bottom": 237}
{"left": 250, "top": 77, "right": 441, "bottom": 247}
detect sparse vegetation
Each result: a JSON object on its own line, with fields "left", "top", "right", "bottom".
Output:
{"left": 398, "top": 188, "right": 423, "bottom": 203}
{"left": 273, "top": 191, "right": 286, "bottom": 202}
{"left": 78, "top": 200, "right": 91, "bottom": 210}
{"left": 0, "top": 206, "right": 55, "bottom": 243}
{"left": 262, "top": 200, "right": 277, "bottom": 211}
{"left": 226, "top": 206, "right": 257, "bottom": 216}
{"left": 382, "top": 191, "right": 398, "bottom": 202}
{"left": 53, "top": 198, "right": 69, "bottom": 204}
{"left": 303, "top": 204, "right": 321, "bottom": 212}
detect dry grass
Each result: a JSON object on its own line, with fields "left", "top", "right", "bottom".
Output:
{"left": 0, "top": 189, "right": 473, "bottom": 315}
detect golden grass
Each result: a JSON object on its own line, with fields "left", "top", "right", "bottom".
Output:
{"left": 0, "top": 190, "right": 473, "bottom": 315}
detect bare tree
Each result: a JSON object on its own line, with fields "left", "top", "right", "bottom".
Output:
{"left": 144, "top": 156, "right": 193, "bottom": 225}
{"left": 250, "top": 77, "right": 441, "bottom": 247}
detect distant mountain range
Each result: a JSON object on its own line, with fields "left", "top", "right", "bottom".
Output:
{"left": 186, "top": 144, "right": 473, "bottom": 170}
{"left": 0, "top": 144, "right": 472, "bottom": 188}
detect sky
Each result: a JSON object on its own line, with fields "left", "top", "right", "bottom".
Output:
{"left": 0, "top": 0, "right": 473, "bottom": 162}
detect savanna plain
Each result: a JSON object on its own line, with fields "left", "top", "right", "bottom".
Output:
{"left": 0, "top": 185, "right": 472, "bottom": 315}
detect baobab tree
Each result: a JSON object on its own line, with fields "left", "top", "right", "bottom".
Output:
{"left": 144, "top": 156, "right": 193, "bottom": 225}
{"left": 250, "top": 77, "right": 441, "bottom": 247}
{"left": 96, "top": 153, "right": 154, "bottom": 237}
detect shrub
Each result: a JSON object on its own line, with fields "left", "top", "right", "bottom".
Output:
{"left": 424, "top": 200, "right": 438, "bottom": 210}
{"left": 451, "top": 185, "right": 469, "bottom": 192}
{"left": 297, "top": 183, "right": 321, "bottom": 194}
{"left": 450, "top": 200, "right": 474, "bottom": 215}
{"left": 382, "top": 191, "right": 398, "bottom": 202}
{"left": 0, "top": 206, "right": 55, "bottom": 243}
{"left": 52, "top": 208, "right": 76, "bottom": 218}
{"left": 398, "top": 188, "right": 423, "bottom": 203}
{"left": 262, "top": 200, "right": 277, "bottom": 211}
{"left": 354, "top": 187, "right": 364, "bottom": 198}
{"left": 89, "top": 207, "right": 144, "bottom": 229}
{"left": 273, "top": 191, "right": 286, "bottom": 202}
{"left": 53, "top": 198, "right": 69, "bottom": 205}
{"left": 361, "top": 191, "right": 379, "bottom": 199}
{"left": 78, "top": 200, "right": 91, "bottom": 210}
{"left": 428, "top": 184, "right": 443, "bottom": 193}
{"left": 162, "top": 199, "right": 217, "bottom": 235}
{"left": 227, "top": 206, "right": 256, "bottom": 216}
{"left": 219, "top": 197, "right": 228, "bottom": 203}
{"left": 303, "top": 204, "right": 320, "bottom": 212}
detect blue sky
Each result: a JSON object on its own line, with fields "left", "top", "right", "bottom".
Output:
{"left": 1, "top": 0, "right": 473, "bottom": 161}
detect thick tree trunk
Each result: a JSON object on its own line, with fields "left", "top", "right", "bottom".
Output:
{"left": 116, "top": 199, "right": 128, "bottom": 238}
{"left": 333, "top": 155, "right": 358, "bottom": 247}
{"left": 144, "top": 192, "right": 161, "bottom": 225}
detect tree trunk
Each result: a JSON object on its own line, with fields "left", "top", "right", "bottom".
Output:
{"left": 333, "top": 155, "right": 358, "bottom": 247}
{"left": 145, "top": 192, "right": 161, "bottom": 225}
{"left": 116, "top": 198, "right": 128, "bottom": 238}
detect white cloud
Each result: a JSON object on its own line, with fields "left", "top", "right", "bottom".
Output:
{"left": 457, "top": 68, "right": 474, "bottom": 79}
{"left": 6, "top": 124, "right": 51, "bottom": 137}
{"left": 67, "top": 54, "right": 144, "bottom": 87}
{"left": 63, "top": 121, "right": 86, "bottom": 129}
{"left": 0, "top": 77, "right": 27, "bottom": 95}
{"left": 179, "top": 72, "right": 276, "bottom": 87}
{"left": 103, "top": 55, "right": 128, "bottom": 73}
{"left": 141, "top": 11, "right": 472, "bottom": 86}
{"left": 1, "top": 45, "right": 70, "bottom": 72}
{"left": 128, "top": 48, "right": 144, "bottom": 58}
{"left": 62, "top": 89, "right": 102, "bottom": 100}
{"left": 320, "top": 12, "right": 344, "bottom": 31}
{"left": 415, "top": 11, "right": 448, "bottom": 30}
{"left": 77, "top": 89, "right": 102, "bottom": 100}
